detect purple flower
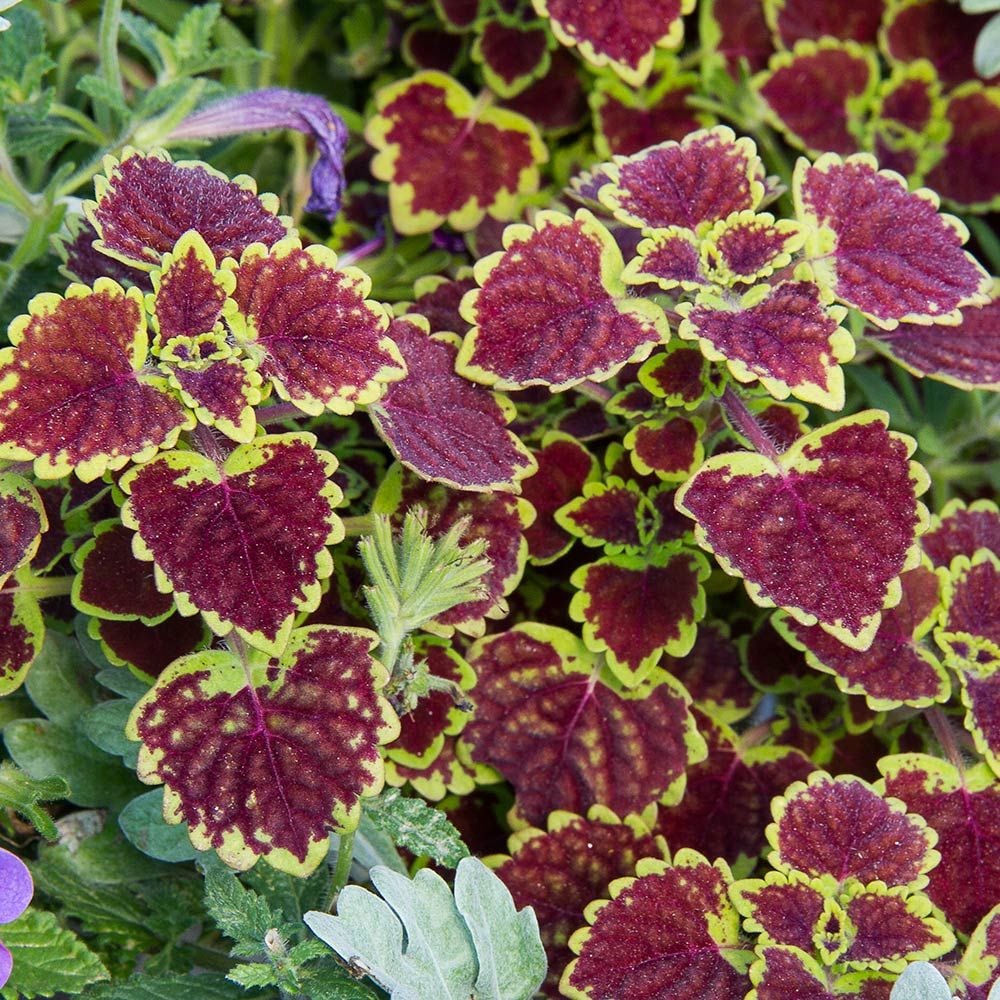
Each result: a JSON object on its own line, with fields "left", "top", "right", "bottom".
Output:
{"left": 170, "top": 88, "right": 350, "bottom": 222}
{"left": 0, "top": 847, "right": 33, "bottom": 988}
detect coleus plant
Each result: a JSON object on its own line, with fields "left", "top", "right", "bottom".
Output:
{"left": 1, "top": 9, "right": 999, "bottom": 992}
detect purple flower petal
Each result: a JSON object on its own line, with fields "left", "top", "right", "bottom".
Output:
{"left": 0, "top": 848, "right": 32, "bottom": 924}
{"left": 170, "top": 88, "right": 349, "bottom": 221}
{"left": 0, "top": 941, "right": 11, "bottom": 989}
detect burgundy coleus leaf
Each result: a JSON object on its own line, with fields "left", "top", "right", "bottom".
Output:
{"left": 922, "top": 499, "right": 1000, "bottom": 569}
{"left": 433, "top": 0, "right": 482, "bottom": 31}
{"left": 366, "top": 70, "right": 547, "bottom": 234}
{"left": 952, "top": 906, "right": 1000, "bottom": 999}
{"left": 652, "top": 713, "right": 815, "bottom": 870}
{"left": 555, "top": 478, "right": 652, "bottom": 552}
{"left": 880, "top": 753, "right": 1000, "bottom": 934}
{"left": 748, "top": 946, "right": 894, "bottom": 1000}
{"left": 590, "top": 63, "right": 707, "bottom": 158}
{"left": 121, "top": 433, "right": 343, "bottom": 655}
{"left": 765, "top": 0, "right": 885, "bottom": 47}
{"left": 638, "top": 341, "right": 719, "bottom": 410}
{"left": 869, "top": 62, "right": 946, "bottom": 180}
{"left": 409, "top": 273, "right": 478, "bottom": 334}
{"left": 461, "top": 623, "right": 706, "bottom": 825}
{"left": 867, "top": 281, "right": 1000, "bottom": 391}
{"left": 794, "top": 153, "right": 990, "bottom": 328}
{"left": 569, "top": 547, "right": 710, "bottom": 686}
{"left": 956, "top": 659, "right": 1000, "bottom": 779}
{"left": 532, "top": 0, "right": 694, "bottom": 86}
{"left": 926, "top": 85, "right": 1000, "bottom": 211}
{"left": 773, "top": 563, "right": 950, "bottom": 711}
{"left": 623, "top": 227, "right": 708, "bottom": 292}
{"left": 0, "top": 474, "right": 46, "bottom": 590}
{"left": 520, "top": 432, "right": 598, "bottom": 564}
{"left": 0, "top": 586, "right": 45, "bottom": 697}
{"left": 368, "top": 315, "right": 535, "bottom": 491}
{"left": 561, "top": 851, "right": 753, "bottom": 999}
{"left": 126, "top": 625, "right": 399, "bottom": 874}
{"left": 71, "top": 520, "right": 174, "bottom": 624}
{"left": 384, "top": 636, "right": 475, "bottom": 769}
{"left": 623, "top": 415, "right": 705, "bottom": 482}
{"left": 491, "top": 807, "right": 668, "bottom": 997}
{"left": 373, "top": 463, "right": 533, "bottom": 634}
{"left": 457, "top": 209, "right": 668, "bottom": 390}
{"left": 472, "top": 20, "right": 552, "bottom": 98}
{"left": 660, "top": 626, "right": 758, "bottom": 723}
{"left": 402, "top": 21, "right": 467, "bottom": 73}
{"left": 742, "top": 612, "right": 819, "bottom": 695}
{"left": 90, "top": 614, "right": 208, "bottom": 682}
{"left": 756, "top": 40, "right": 876, "bottom": 157}
{"left": 606, "top": 382, "right": 658, "bottom": 420}
{"left": 0, "top": 279, "right": 192, "bottom": 481}
{"left": 230, "top": 237, "right": 405, "bottom": 417}
{"left": 500, "top": 49, "right": 588, "bottom": 134}
{"left": 701, "top": 211, "right": 806, "bottom": 285}
{"left": 86, "top": 149, "right": 291, "bottom": 270}
{"left": 677, "top": 411, "right": 928, "bottom": 650}
{"left": 703, "top": 0, "right": 774, "bottom": 75}
{"left": 601, "top": 126, "right": 766, "bottom": 231}
{"left": 882, "top": 0, "right": 999, "bottom": 90}
{"left": 678, "top": 280, "right": 853, "bottom": 408}
{"left": 384, "top": 732, "right": 494, "bottom": 802}
{"left": 767, "top": 772, "right": 938, "bottom": 889}
{"left": 938, "top": 550, "right": 1000, "bottom": 650}
{"left": 727, "top": 399, "right": 811, "bottom": 454}
{"left": 56, "top": 216, "right": 152, "bottom": 291}
{"left": 164, "top": 356, "right": 263, "bottom": 445}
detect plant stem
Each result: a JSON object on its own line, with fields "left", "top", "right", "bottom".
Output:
{"left": 576, "top": 379, "right": 614, "bottom": 404}
{"left": 3, "top": 575, "right": 75, "bottom": 599}
{"left": 338, "top": 235, "right": 386, "bottom": 268}
{"left": 256, "top": 402, "right": 306, "bottom": 427}
{"left": 96, "top": 0, "right": 125, "bottom": 135}
{"left": 192, "top": 423, "right": 228, "bottom": 464}
{"left": 926, "top": 707, "right": 965, "bottom": 773}
{"left": 341, "top": 513, "right": 375, "bottom": 538}
{"left": 326, "top": 830, "right": 355, "bottom": 911}
{"left": 719, "top": 385, "right": 779, "bottom": 460}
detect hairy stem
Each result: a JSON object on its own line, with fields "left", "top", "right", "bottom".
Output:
{"left": 96, "top": 0, "right": 125, "bottom": 134}
{"left": 341, "top": 513, "right": 376, "bottom": 538}
{"left": 926, "top": 707, "right": 966, "bottom": 774}
{"left": 326, "top": 830, "right": 355, "bottom": 910}
{"left": 576, "top": 379, "right": 614, "bottom": 404}
{"left": 719, "top": 385, "right": 780, "bottom": 460}
{"left": 256, "top": 402, "right": 306, "bottom": 427}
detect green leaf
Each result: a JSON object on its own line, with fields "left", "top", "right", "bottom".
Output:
{"left": 353, "top": 813, "right": 407, "bottom": 876}
{"left": 24, "top": 633, "right": 98, "bottom": 727}
{"left": 364, "top": 788, "right": 469, "bottom": 868}
{"left": 0, "top": 7, "right": 49, "bottom": 87}
{"left": 118, "top": 11, "right": 166, "bottom": 72}
{"left": 889, "top": 962, "right": 952, "bottom": 1000}
{"left": 0, "top": 908, "right": 109, "bottom": 998}
{"left": 304, "top": 859, "right": 546, "bottom": 1000}
{"left": 82, "top": 700, "right": 139, "bottom": 767}
{"left": 0, "top": 761, "right": 68, "bottom": 839}
{"left": 82, "top": 973, "right": 246, "bottom": 999}
{"left": 203, "top": 868, "right": 281, "bottom": 948}
{"left": 453, "top": 856, "right": 546, "bottom": 1000}
{"left": 225, "top": 962, "right": 277, "bottom": 989}
{"left": 298, "top": 964, "right": 384, "bottom": 1000}
{"left": 118, "top": 789, "right": 198, "bottom": 863}
{"left": 76, "top": 74, "right": 131, "bottom": 119}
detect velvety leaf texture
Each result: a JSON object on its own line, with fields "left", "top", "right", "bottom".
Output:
{"left": 0, "top": 474, "right": 46, "bottom": 588}
{"left": 625, "top": 227, "right": 707, "bottom": 291}
{"left": 231, "top": 239, "right": 404, "bottom": 416}
{"left": 461, "top": 624, "right": 706, "bottom": 826}
{"left": 639, "top": 342, "right": 715, "bottom": 409}
{"left": 774, "top": 564, "right": 949, "bottom": 710}
{"left": 757, "top": 41, "right": 876, "bottom": 156}
{"left": 93, "top": 615, "right": 206, "bottom": 680}
{"left": 795, "top": 154, "right": 989, "bottom": 328}
{"left": 922, "top": 499, "right": 1000, "bottom": 568}
{"left": 458, "top": 209, "right": 667, "bottom": 390}
{"left": 0, "top": 281, "right": 191, "bottom": 481}
{"left": 601, "top": 126, "right": 764, "bottom": 231}
{"left": 679, "top": 280, "right": 852, "bottom": 407}
{"left": 768, "top": 772, "right": 937, "bottom": 888}
{"left": 867, "top": 284, "right": 1000, "bottom": 391}
{"left": 494, "top": 809, "right": 667, "bottom": 996}
{"left": 556, "top": 479, "right": 647, "bottom": 551}
{"left": 88, "top": 150, "right": 289, "bottom": 270}
{"left": 624, "top": 416, "right": 703, "bottom": 481}
{"left": 0, "top": 589, "right": 45, "bottom": 697}
{"left": 880, "top": 754, "right": 1000, "bottom": 934}
{"left": 366, "top": 71, "right": 546, "bottom": 233}
{"left": 533, "top": 0, "right": 693, "bottom": 85}
{"left": 121, "top": 433, "right": 342, "bottom": 654}
{"left": 677, "top": 412, "right": 926, "bottom": 650}
{"left": 768, "top": 0, "right": 884, "bottom": 46}
{"left": 127, "top": 626, "right": 399, "bottom": 874}
{"left": 474, "top": 21, "right": 550, "bottom": 98}
{"left": 561, "top": 852, "right": 752, "bottom": 999}
{"left": 370, "top": 316, "right": 535, "bottom": 491}
{"left": 940, "top": 551, "right": 1000, "bottom": 647}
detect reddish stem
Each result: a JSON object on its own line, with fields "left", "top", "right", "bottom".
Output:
{"left": 719, "top": 385, "right": 779, "bottom": 460}
{"left": 192, "top": 423, "right": 229, "bottom": 464}
{"left": 256, "top": 402, "right": 305, "bottom": 427}
{"left": 576, "top": 379, "right": 614, "bottom": 404}
{"left": 926, "top": 707, "right": 967, "bottom": 775}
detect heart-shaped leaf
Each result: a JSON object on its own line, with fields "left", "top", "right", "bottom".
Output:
{"left": 461, "top": 623, "right": 706, "bottom": 825}
{"left": 366, "top": 71, "right": 547, "bottom": 233}
{"left": 87, "top": 149, "right": 291, "bottom": 270}
{"left": 677, "top": 411, "right": 928, "bottom": 649}
{"left": 767, "top": 0, "right": 885, "bottom": 47}
{"left": 369, "top": 316, "right": 535, "bottom": 491}
{"left": 794, "top": 153, "right": 990, "bottom": 328}
{"left": 472, "top": 21, "right": 552, "bottom": 98}
{"left": 121, "top": 433, "right": 343, "bottom": 655}
{"left": 0, "top": 280, "right": 192, "bottom": 481}
{"left": 533, "top": 0, "right": 694, "bottom": 85}
{"left": 561, "top": 851, "right": 753, "bottom": 999}
{"left": 127, "top": 625, "right": 398, "bottom": 874}
{"left": 230, "top": 238, "right": 404, "bottom": 417}
{"left": 458, "top": 209, "right": 668, "bottom": 390}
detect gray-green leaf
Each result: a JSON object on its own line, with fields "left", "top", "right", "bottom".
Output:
{"left": 364, "top": 789, "right": 469, "bottom": 868}
{"left": 889, "top": 962, "right": 953, "bottom": 1000}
